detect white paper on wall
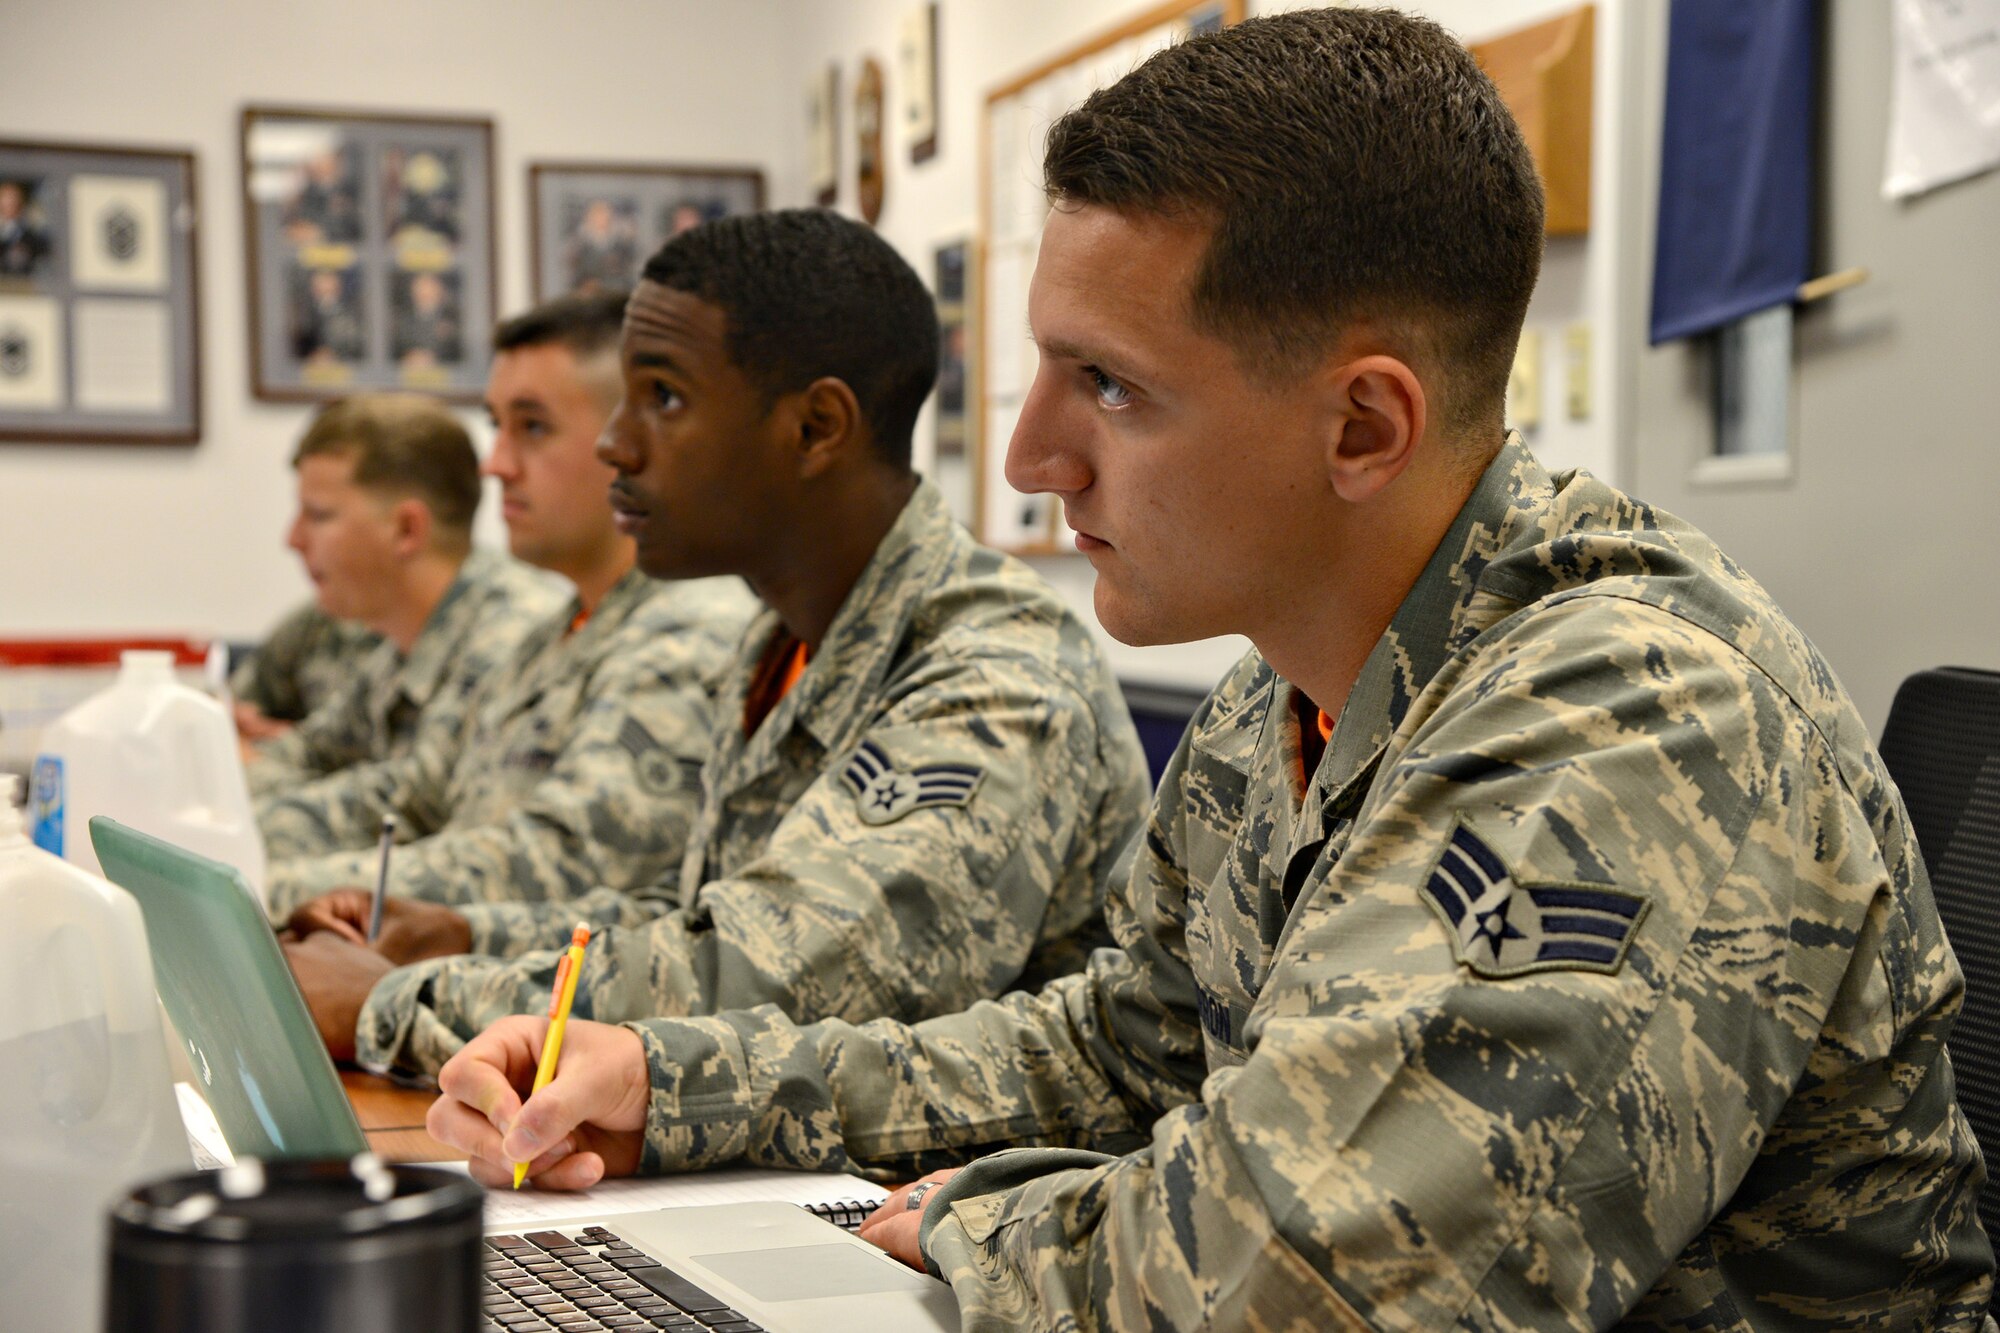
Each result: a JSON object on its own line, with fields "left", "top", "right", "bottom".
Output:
{"left": 1885, "top": 0, "right": 2000, "bottom": 199}
{"left": 74, "top": 297, "right": 173, "bottom": 412}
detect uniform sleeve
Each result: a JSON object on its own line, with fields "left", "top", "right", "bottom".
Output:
{"left": 357, "top": 651, "right": 1138, "bottom": 1077}
{"left": 274, "top": 649, "right": 715, "bottom": 916}
{"left": 243, "top": 656, "right": 387, "bottom": 798}
{"left": 911, "top": 600, "right": 1965, "bottom": 1330}
{"left": 258, "top": 719, "right": 464, "bottom": 910}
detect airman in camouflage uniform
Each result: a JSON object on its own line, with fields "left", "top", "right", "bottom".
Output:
{"left": 356, "top": 477, "right": 1149, "bottom": 1075}
{"left": 600, "top": 441, "right": 1996, "bottom": 1329}
{"left": 261, "top": 569, "right": 752, "bottom": 917}
{"left": 425, "top": 12, "right": 1996, "bottom": 1326}
{"left": 229, "top": 599, "right": 380, "bottom": 724}
{"left": 246, "top": 548, "right": 558, "bottom": 799}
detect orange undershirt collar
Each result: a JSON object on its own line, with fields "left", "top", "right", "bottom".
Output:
{"left": 743, "top": 635, "right": 811, "bottom": 737}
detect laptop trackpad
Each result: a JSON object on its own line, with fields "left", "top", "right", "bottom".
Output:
{"left": 693, "top": 1243, "right": 932, "bottom": 1302}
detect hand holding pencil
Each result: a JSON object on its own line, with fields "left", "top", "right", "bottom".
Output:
{"left": 513, "top": 923, "right": 592, "bottom": 1189}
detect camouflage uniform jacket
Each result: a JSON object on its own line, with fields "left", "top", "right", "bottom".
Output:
{"left": 230, "top": 599, "right": 381, "bottom": 723}
{"left": 355, "top": 478, "right": 1150, "bottom": 1076}
{"left": 245, "top": 550, "right": 559, "bottom": 799}
{"left": 610, "top": 442, "right": 1994, "bottom": 1331}
{"left": 261, "top": 570, "right": 753, "bottom": 917}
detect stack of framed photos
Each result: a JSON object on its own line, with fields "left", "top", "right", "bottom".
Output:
{"left": 241, "top": 106, "right": 497, "bottom": 403}
{"left": 0, "top": 140, "right": 200, "bottom": 444}
{"left": 528, "top": 162, "right": 765, "bottom": 301}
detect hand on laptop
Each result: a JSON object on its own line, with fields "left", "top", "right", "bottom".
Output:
{"left": 429, "top": 1015, "right": 648, "bottom": 1190}
{"left": 282, "top": 931, "right": 394, "bottom": 1061}
{"left": 286, "top": 889, "right": 473, "bottom": 965}
{"left": 857, "top": 1169, "right": 962, "bottom": 1271}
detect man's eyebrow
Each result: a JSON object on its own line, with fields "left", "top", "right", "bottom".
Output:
{"left": 626, "top": 350, "right": 682, "bottom": 372}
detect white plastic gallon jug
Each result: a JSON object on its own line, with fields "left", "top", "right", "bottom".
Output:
{"left": 0, "top": 775, "right": 193, "bottom": 1333}
{"left": 27, "top": 649, "right": 267, "bottom": 904}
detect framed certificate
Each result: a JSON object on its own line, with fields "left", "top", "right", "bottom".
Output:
{"left": 528, "top": 160, "right": 765, "bottom": 302}
{"left": 0, "top": 139, "right": 200, "bottom": 445}
{"left": 242, "top": 105, "right": 497, "bottom": 403}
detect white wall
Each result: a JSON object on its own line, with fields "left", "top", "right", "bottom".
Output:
{"left": 0, "top": 0, "right": 790, "bottom": 641}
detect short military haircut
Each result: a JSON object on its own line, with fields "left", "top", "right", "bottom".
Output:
{"left": 1044, "top": 7, "right": 1545, "bottom": 438}
{"left": 292, "top": 393, "right": 481, "bottom": 540}
{"left": 640, "top": 209, "right": 938, "bottom": 469}
{"left": 493, "top": 289, "right": 629, "bottom": 361}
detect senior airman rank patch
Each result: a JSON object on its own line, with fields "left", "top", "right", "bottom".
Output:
{"left": 840, "top": 740, "right": 984, "bottom": 826}
{"left": 1421, "top": 819, "right": 1649, "bottom": 978}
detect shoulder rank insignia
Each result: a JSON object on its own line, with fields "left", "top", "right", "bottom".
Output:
{"left": 840, "top": 740, "right": 984, "bottom": 826}
{"left": 1421, "top": 819, "right": 1649, "bottom": 978}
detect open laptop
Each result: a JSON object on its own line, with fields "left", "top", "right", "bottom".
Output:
{"left": 90, "top": 817, "right": 960, "bottom": 1333}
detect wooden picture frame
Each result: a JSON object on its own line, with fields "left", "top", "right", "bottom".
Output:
{"left": 529, "top": 160, "right": 766, "bottom": 302}
{"left": 0, "top": 138, "right": 201, "bottom": 445}
{"left": 241, "top": 105, "right": 497, "bottom": 404}
{"left": 902, "top": 3, "right": 941, "bottom": 166}
{"left": 974, "top": 0, "right": 1245, "bottom": 553}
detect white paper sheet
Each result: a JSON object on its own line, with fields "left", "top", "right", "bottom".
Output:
{"left": 70, "top": 174, "right": 168, "bottom": 291}
{"left": 73, "top": 297, "right": 172, "bottom": 412}
{"left": 1885, "top": 0, "right": 2000, "bottom": 199}
{"left": 0, "top": 294, "right": 63, "bottom": 410}
{"left": 427, "top": 1163, "right": 890, "bottom": 1228}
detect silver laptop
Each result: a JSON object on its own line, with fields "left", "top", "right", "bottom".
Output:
{"left": 89, "top": 817, "right": 960, "bottom": 1333}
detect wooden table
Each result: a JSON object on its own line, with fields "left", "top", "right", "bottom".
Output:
{"left": 341, "top": 1068, "right": 465, "bottom": 1163}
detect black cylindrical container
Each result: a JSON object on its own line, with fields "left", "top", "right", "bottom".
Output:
{"left": 104, "top": 1155, "right": 482, "bottom": 1332}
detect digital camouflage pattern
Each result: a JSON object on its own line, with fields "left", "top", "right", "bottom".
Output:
{"left": 261, "top": 569, "right": 754, "bottom": 917}
{"left": 245, "top": 550, "right": 560, "bottom": 799}
{"left": 356, "top": 480, "right": 1151, "bottom": 1077}
{"left": 608, "top": 442, "right": 1995, "bottom": 1331}
{"left": 229, "top": 599, "right": 381, "bottom": 723}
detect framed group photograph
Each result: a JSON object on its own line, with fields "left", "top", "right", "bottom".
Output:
{"left": 529, "top": 161, "right": 766, "bottom": 301}
{"left": 242, "top": 105, "right": 496, "bottom": 403}
{"left": 0, "top": 138, "right": 200, "bottom": 444}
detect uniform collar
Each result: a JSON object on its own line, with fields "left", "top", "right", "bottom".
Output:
{"left": 729, "top": 477, "right": 955, "bottom": 761}
{"left": 390, "top": 548, "right": 504, "bottom": 710}
{"left": 559, "top": 565, "right": 657, "bottom": 653}
{"left": 1313, "top": 436, "right": 1554, "bottom": 788}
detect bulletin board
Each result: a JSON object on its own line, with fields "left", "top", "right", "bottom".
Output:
{"left": 975, "top": 0, "right": 1244, "bottom": 553}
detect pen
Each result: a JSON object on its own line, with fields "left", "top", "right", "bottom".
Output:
{"left": 366, "top": 814, "right": 397, "bottom": 945}
{"left": 513, "top": 922, "right": 591, "bottom": 1189}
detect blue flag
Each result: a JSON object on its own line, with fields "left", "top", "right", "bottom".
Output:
{"left": 1649, "top": 0, "right": 1818, "bottom": 345}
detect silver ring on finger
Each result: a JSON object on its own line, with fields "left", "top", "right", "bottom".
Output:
{"left": 905, "top": 1181, "right": 938, "bottom": 1211}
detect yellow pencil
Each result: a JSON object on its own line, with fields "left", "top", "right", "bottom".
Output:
{"left": 513, "top": 922, "right": 591, "bottom": 1189}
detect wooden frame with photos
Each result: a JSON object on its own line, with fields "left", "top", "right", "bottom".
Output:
{"left": 529, "top": 160, "right": 767, "bottom": 303}
{"left": 974, "top": 0, "right": 1244, "bottom": 553}
{"left": 241, "top": 105, "right": 497, "bottom": 404}
{"left": 0, "top": 138, "right": 201, "bottom": 445}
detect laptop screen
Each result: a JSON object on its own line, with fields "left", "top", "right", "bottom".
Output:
{"left": 89, "top": 816, "right": 368, "bottom": 1160}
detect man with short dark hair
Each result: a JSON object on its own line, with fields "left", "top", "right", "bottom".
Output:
{"left": 261, "top": 292, "right": 753, "bottom": 928}
{"left": 245, "top": 392, "right": 559, "bottom": 797}
{"left": 287, "top": 210, "right": 1149, "bottom": 1083}
{"left": 426, "top": 12, "right": 1992, "bottom": 1329}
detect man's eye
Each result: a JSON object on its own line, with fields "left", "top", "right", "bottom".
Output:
{"left": 652, "top": 382, "right": 683, "bottom": 411}
{"left": 1087, "top": 367, "right": 1133, "bottom": 409}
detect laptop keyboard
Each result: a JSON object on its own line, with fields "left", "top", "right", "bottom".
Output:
{"left": 483, "top": 1225, "right": 765, "bottom": 1332}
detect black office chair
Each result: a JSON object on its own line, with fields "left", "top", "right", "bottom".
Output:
{"left": 1877, "top": 666, "right": 2000, "bottom": 1252}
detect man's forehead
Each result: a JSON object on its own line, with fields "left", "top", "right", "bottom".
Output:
{"left": 622, "top": 282, "right": 725, "bottom": 349}
{"left": 1031, "top": 205, "right": 1210, "bottom": 364}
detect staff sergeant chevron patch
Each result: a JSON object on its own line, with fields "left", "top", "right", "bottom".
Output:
{"left": 840, "top": 740, "right": 985, "bottom": 826}
{"left": 1421, "top": 819, "right": 1649, "bottom": 978}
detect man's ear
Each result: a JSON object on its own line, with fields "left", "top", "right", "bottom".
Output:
{"left": 793, "top": 376, "right": 864, "bottom": 479}
{"left": 389, "top": 497, "right": 433, "bottom": 559}
{"left": 1324, "top": 355, "right": 1427, "bottom": 504}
